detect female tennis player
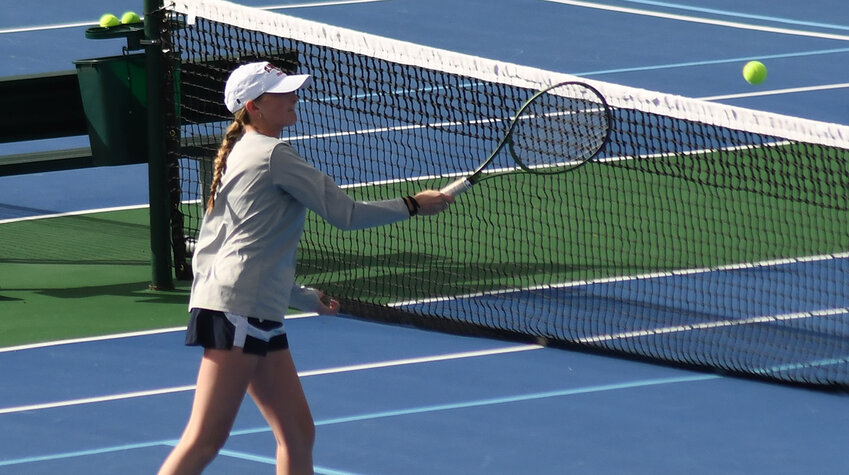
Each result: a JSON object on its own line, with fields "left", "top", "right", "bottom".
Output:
{"left": 158, "top": 61, "right": 452, "bottom": 475}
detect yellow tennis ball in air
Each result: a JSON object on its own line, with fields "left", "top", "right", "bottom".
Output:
{"left": 742, "top": 61, "right": 767, "bottom": 85}
{"left": 121, "top": 11, "right": 141, "bottom": 24}
{"left": 99, "top": 13, "right": 120, "bottom": 28}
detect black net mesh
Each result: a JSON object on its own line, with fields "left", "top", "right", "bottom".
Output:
{"left": 159, "top": 1, "right": 849, "bottom": 388}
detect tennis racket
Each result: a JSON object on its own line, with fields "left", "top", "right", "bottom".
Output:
{"left": 440, "top": 81, "right": 611, "bottom": 197}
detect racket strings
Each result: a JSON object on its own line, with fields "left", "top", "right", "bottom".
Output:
{"left": 510, "top": 84, "right": 610, "bottom": 173}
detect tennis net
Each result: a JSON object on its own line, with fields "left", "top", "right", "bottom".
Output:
{"left": 158, "top": 0, "right": 849, "bottom": 388}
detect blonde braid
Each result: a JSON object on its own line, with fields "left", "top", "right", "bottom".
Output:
{"left": 206, "top": 109, "right": 250, "bottom": 213}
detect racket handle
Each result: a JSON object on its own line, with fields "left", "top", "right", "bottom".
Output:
{"left": 440, "top": 178, "right": 473, "bottom": 198}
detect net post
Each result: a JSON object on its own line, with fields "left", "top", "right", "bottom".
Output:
{"left": 144, "top": 0, "right": 174, "bottom": 290}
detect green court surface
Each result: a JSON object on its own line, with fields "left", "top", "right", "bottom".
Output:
{"left": 0, "top": 208, "right": 190, "bottom": 347}
{"left": 3, "top": 145, "right": 846, "bottom": 349}
{"left": 294, "top": 157, "right": 849, "bottom": 305}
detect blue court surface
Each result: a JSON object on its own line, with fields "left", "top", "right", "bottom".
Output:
{"left": 3, "top": 1, "right": 849, "bottom": 474}
{"left": 3, "top": 318, "right": 849, "bottom": 474}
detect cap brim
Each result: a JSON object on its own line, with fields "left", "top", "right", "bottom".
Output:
{"left": 266, "top": 74, "right": 312, "bottom": 94}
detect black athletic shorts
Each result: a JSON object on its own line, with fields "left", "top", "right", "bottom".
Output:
{"left": 185, "top": 308, "right": 289, "bottom": 356}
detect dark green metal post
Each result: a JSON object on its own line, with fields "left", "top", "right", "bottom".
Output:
{"left": 144, "top": 0, "right": 174, "bottom": 290}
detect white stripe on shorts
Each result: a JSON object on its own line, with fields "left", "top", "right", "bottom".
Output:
{"left": 224, "top": 313, "right": 287, "bottom": 348}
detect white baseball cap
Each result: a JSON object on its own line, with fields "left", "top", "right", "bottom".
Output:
{"left": 224, "top": 61, "right": 311, "bottom": 113}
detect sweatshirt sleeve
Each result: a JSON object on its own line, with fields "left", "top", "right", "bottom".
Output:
{"left": 269, "top": 143, "right": 410, "bottom": 230}
{"left": 289, "top": 283, "right": 321, "bottom": 312}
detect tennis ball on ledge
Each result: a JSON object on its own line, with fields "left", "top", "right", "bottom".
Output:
{"left": 99, "top": 13, "right": 120, "bottom": 28}
{"left": 742, "top": 61, "right": 767, "bottom": 85}
{"left": 121, "top": 11, "right": 141, "bottom": 24}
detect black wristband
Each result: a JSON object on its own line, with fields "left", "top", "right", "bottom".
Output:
{"left": 404, "top": 196, "right": 420, "bottom": 216}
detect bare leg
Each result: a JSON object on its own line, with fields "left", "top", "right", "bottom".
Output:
{"left": 158, "top": 349, "right": 259, "bottom": 475}
{"left": 248, "top": 349, "right": 315, "bottom": 475}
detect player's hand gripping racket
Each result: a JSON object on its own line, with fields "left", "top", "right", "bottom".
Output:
{"left": 440, "top": 81, "right": 611, "bottom": 197}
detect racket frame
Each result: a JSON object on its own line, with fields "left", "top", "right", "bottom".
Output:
{"left": 440, "top": 81, "right": 611, "bottom": 197}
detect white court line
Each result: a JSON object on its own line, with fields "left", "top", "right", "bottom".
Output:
{"left": 0, "top": 204, "right": 148, "bottom": 225}
{"left": 544, "top": 0, "right": 849, "bottom": 42}
{"left": 0, "top": 344, "right": 541, "bottom": 415}
{"left": 577, "top": 308, "right": 849, "bottom": 344}
{"left": 0, "top": 21, "right": 96, "bottom": 35}
{"left": 0, "top": 385, "right": 198, "bottom": 415}
{"left": 616, "top": 0, "right": 849, "bottom": 32}
{"left": 394, "top": 251, "right": 849, "bottom": 307}
{"left": 0, "top": 327, "right": 186, "bottom": 354}
{"left": 298, "top": 345, "right": 541, "bottom": 377}
{"left": 700, "top": 83, "right": 849, "bottom": 101}
{"left": 0, "top": 312, "right": 316, "bottom": 353}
